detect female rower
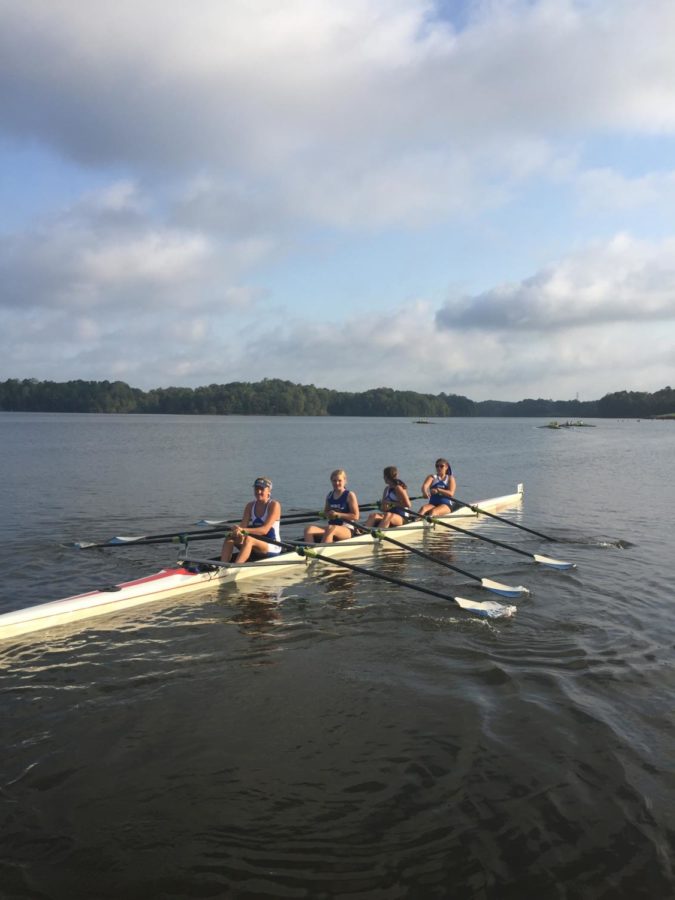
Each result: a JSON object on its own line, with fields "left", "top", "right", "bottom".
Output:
{"left": 303, "top": 469, "right": 360, "bottom": 544}
{"left": 220, "top": 476, "right": 282, "bottom": 563}
{"left": 418, "top": 458, "right": 456, "bottom": 516}
{"left": 365, "top": 466, "right": 412, "bottom": 529}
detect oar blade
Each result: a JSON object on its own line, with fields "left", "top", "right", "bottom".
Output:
{"left": 533, "top": 553, "right": 575, "bottom": 570}
{"left": 75, "top": 534, "right": 151, "bottom": 548}
{"left": 109, "top": 534, "right": 151, "bottom": 545}
{"left": 453, "top": 596, "right": 517, "bottom": 618}
{"left": 480, "top": 577, "right": 529, "bottom": 599}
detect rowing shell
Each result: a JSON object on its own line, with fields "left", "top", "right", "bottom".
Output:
{"left": 0, "top": 484, "right": 524, "bottom": 641}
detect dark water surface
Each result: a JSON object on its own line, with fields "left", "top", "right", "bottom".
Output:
{"left": 1, "top": 414, "right": 674, "bottom": 899}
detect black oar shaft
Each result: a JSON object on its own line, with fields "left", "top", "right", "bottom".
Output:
{"left": 77, "top": 494, "right": 428, "bottom": 551}
{"left": 207, "top": 496, "right": 422, "bottom": 523}
{"left": 268, "top": 538, "right": 468, "bottom": 607}
{"left": 77, "top": 513, "right": 325, "bottom": 549}
{"left": 115, "top": 531, "right": 230, "bottom": 548}
{"left": 180, "top": 535, "right": 516, "bottom": 616}
{"left": 353, "top": 523, "right": 483, "bottom": 584}
{"left": 451, "top": 496, "right": 553, "bottom": 541}
{"left": 407, "top": 509, "right": 539, "bottom": 561}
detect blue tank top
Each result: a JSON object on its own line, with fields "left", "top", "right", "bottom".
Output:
{"left": 430, "top": 474, "right": 450, "bottom": 491}
{"left": 326, "top": 489, "right": 352, "bottom": 525}
{"left": 384, "top": 481, "right": 409, "bottom": 517}
{"left": 248, "top": 500, "right": 281, "bottom": 554}
{"left": 429, "top": 473, "right": 453, "bottom": 508}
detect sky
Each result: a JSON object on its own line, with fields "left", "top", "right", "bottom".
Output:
{"left": 1, "top": 0, "right": 675, "bottom": 402}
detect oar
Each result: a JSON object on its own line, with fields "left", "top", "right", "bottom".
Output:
{"left": 196, "top": 510, "right": 330, "bottom": 527}
{"left": 75, "top": 496, "right": 426, "bottom": 550}
{"left": 75, "top": 530, "right": 232, "bottom": 550}
{"left": 404, "top": 509, "right": 575, "bottom": 570}
{"left": 74, "top": 512, "right": 323, "bottom": 550}
{"left": 196, "top": 497, "right": 424, "bottom": 527}
{"left": 183, "top": 539, "right": 516, "bottom": 619}
{"left": 449, "top": 495, "right": 555, "bottom": 541}
{"left": 352, "top": 523, "right": 528, "bottom": 599}
{"left": 195, "top": 497, "right": 426, "bottom": 526}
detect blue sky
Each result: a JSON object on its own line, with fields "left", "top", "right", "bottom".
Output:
{"left": 1, "top": 0, "right": 675, "bottom": 401}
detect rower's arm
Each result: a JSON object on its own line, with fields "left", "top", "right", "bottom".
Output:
{"left": 347, "top": 493, "right": 360, "bottom": 520}
{"left": 397, "top": 485, "right": 411, "bottom": 508}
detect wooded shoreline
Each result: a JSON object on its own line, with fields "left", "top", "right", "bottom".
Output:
{"left": 1, "top": 377, "right": 673, "bottom": 419}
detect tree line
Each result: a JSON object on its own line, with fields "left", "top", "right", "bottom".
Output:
{"left": 0, "top": 378, "right": 673, "bottom": 418}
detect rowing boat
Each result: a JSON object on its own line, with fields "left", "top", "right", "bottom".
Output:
{"left": 538, "top": 420, "right": 596, "bottom": 429}
{"left": 0, "top": 484, "right": 524, "bottom": 641}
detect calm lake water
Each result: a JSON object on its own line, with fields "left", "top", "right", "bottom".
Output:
{"left": 1, "top": 413, "right": 674, "bottom": 899}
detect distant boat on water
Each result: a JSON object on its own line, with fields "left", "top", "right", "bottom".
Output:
{"left": 413, "top": 418, "right": 434, "bottom": 424}
{"left": 538, "top": 419, "right": 596, "bottom": 429}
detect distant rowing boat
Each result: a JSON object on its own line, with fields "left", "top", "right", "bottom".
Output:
{"left": 538, "top": 420, "right": 596, "bottom": 429}
{"left": 0, "top": 485, "right": 525, "bottom": 640}
{"left": 412, "top": 418, "right": 434, "bottom": 424}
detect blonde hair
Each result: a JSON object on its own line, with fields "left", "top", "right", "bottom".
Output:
{"left": 330, "top": 469, "right": 347, "bottom": 481}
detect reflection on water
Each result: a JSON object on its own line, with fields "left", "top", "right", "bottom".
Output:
{"left": 1, "top": 415, "right": 675, "bottom": 898}
{"left": 229, "top": 594, "right": 284, "bottom": 637}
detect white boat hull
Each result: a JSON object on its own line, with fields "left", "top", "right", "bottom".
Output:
{"left": 0, "top": 485, "right": 524, "bottom": 640}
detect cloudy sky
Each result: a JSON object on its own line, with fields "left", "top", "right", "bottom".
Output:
{"left": 2, "top": 0, "right": 675, "bottom": 401}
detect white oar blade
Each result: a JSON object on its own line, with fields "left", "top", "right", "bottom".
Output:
{"left": 196, "top": 518, "right": 227, "bottom": 526}
{"left": 480, "top": 577, "right": 529, "bottom": 599}
{"left": 533, "top": 553, "right": 575, "bottom": 569}
{"left": 109, "top": 535, "right": 150, "bottom": 545}
{"left": 454, "top": 596, "right": 517, "bottom": 618}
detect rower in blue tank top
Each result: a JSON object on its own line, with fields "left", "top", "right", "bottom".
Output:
{"left": 220, "top": 476, "right": 282, "bottom": 562}
{"left": 418, "top": 458, "right": 456, "bottom": 517}
{"left": 304, "top": 469, "right": 360, "bottom": 544}
{"left": 364, "top": 466, "right": 412, "bottom": 529}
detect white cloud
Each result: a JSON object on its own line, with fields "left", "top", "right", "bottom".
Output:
{"left": 2, "top": 2, "right": 675, "bottom": 400}
{"left": 575, "top": 167, "right": 675, "bottom": 211}
{"left": 2, "top": 1, "right": 675, "bottom": 226}
{"left": 436, "top": 235, "right": 675, "bottom": 331}
{"left": 186, "top": 292, "right": 675, "bottom": 400}
{"left": 0, "top": 181, "right": 274, "bottom": 314}
{"left": 79, "top": 232, "right": 209, "bottom": 287}
{"left": 2, "top": 262, "right": 673, "bottom": 400}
